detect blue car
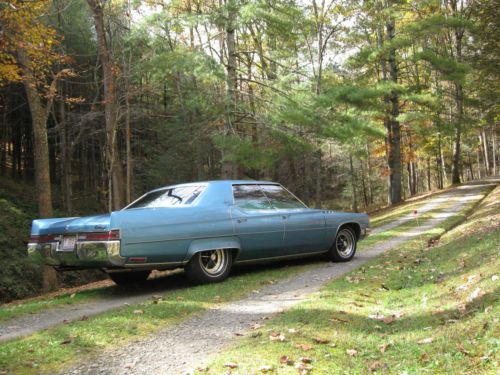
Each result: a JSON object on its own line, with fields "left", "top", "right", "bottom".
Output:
{"left": 28, "top": 181, "right": 370, "bottom": 285}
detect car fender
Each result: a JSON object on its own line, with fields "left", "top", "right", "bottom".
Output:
{"left": 184, "top": 236, "right": 241, "bottom": 263}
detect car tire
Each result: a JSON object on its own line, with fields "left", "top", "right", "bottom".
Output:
{"left": 185, "top": 248, "right": 233, "bottom": 284}
{"left": 108, "top": 270, "right": 151, "bottom": 286}
{"left": 329, "top": 227, "right": 357, "bottom": 262}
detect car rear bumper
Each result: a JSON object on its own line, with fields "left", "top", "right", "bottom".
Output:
{"left": 27, "top": 240, "right": 126, "bottom": 268}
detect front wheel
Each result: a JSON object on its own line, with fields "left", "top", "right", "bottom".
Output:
{"left": 108, "top": 270, "right": 151, "bottom": 286}
{"left": 329, "top": 227, "right": 357, "bottom": 262}
{"left": 185, "top": 248, "right": 233, "bottom": 284}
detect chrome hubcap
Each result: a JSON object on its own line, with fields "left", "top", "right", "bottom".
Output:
{"left": 199, "top": 249, "right": 226, "bottom": 276}
{"left": 336, "top": 229, "right": 354, "bottom": 257}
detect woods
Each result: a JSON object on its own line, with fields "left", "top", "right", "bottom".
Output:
{"left": 0, "top": 0, "right": 498, "bottom": 222}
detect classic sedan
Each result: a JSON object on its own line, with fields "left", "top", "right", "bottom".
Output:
{"left": 28, "top": 181, "right": 370, "bottom": 285}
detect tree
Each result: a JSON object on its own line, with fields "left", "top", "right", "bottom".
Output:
{"left": 86, "top": 0, "right": 125, "bottom": 210}
{"left": 0, "top": 0, "right": 73, "bottom": 291}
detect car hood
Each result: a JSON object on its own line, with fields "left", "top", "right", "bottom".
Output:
{"left": 31, "top": 214, "right": 111, "bottom": 235}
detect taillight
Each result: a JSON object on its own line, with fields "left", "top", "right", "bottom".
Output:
{"left": 29, "top": 234, "right": 58, "bottom": 243}
{"left": 79, "top": 229, "right": 120, "bottom": 241}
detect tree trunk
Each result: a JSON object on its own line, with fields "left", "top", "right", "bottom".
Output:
{"left": 87, "top": 0, "right": 125, "bottom": 210}
{"left": 493, "top": 128, "right": 497, "bottom": 176}
{"left": 426, "top": 157, "right": 431, "bottom": 191}
{"left": 482, "top": 129, "right": 490, "bottom": 175}
{"left": 451, "top": 25, "right": 464, "bottom": 184}
{"left": 221, "top": 1, "right": 237, "bottom": 179}
{"left": 315, "top": 149, "right": 322, "bottom": 208}
{"left": 386, "top": 18, "right": 402, "bottom": 204}
{"left": 349, "top": 153, "right": 358, "bottom": 212}
{"left": 17, "top": 48, "right": 58, "bottom": 292}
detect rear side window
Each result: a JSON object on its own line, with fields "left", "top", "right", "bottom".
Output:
{"left": 126, "top": 185, "right": 205, "bottom": 209}
{"left": 260, "top": 184, "right": 306, "bottom": 209}
{"left": 233, "top": 185, "right": 272, "bottom": 210}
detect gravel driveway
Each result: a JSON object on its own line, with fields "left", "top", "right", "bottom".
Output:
{"left": 58, "top": 181, "right": 493, "bottom": 375}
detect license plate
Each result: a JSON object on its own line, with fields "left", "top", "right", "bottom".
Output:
{"left": 60, "top": 236, "right": 77, "bottom": 251}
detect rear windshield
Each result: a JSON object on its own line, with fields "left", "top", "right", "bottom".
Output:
{"left": 126, "top": 185, "right": 205, "bottom": 209}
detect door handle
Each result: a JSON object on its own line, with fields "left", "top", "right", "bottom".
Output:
{"left": 236, "top": 218, "right": 247, "bottom": 223}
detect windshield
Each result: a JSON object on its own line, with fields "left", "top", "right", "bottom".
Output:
{"left": 126, "top": 185, "right": 205, "bottom": 209}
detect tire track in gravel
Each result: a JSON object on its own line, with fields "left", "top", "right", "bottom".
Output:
{"left": 62, "top": 181, "right": 495, "bottom": 375}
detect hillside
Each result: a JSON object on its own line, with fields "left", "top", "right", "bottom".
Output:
{"left": 0, "top": 179, "right": 105, "bottom": 303}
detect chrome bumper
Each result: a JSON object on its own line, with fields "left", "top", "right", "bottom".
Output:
{"left": 27, "top": 240, "right": 126, "bottom": 268}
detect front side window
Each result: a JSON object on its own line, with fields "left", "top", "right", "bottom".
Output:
{"left": 233, "top": 184, "right": 272, "bottom": 210}
{"left": 260, "top": 184, "right": 306, "bottom": 209}
{"left": 126, "top": 185, "right": 205, "bottom": 209}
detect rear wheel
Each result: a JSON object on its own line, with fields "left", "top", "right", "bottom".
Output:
{"left": 185, "top": 248, "right": 233, "bottom": 284}
{"left": 329, "top": 227, "right": 357, "bottom": 262}
{"left": 108, "top": 270, "right": 151, "bottom": 286}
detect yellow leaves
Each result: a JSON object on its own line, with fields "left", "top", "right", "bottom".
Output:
{"left": 0, "top": 0, "right": 63, "bottom": 85}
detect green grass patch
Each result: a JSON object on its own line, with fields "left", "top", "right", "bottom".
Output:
{"left": 0, "top": 287, "right": 113, "bottom": 322}
{"left": 0, "top": 261, "right": 320, "bottom": 374}
{"left": 205, "top": 186, "right": 499, "bottom": 374}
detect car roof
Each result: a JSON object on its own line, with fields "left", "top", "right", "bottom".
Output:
{"left": 147, "top": 180, "right": 279, "bottom": 194}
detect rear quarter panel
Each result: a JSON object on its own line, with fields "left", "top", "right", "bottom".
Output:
{"left": 110, "top": 182, "right": 235, "bottom": 264}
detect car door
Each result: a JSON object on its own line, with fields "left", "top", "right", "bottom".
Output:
{"left": 260, "top": 184, "right": 327, "bottom": 254}
{"left": 230, "top": 184, "right": 286, "bottom": 261}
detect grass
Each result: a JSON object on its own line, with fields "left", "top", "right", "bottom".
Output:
{"left": 0, "top": 261, "right": 321, "bottom": 374}
{"left": 204, "top": 185, "right": 499, "bottom": 374}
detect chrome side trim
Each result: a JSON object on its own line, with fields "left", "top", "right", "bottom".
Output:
{"left": 125, "top": 231, "right": 280, "bottom": 246}
{"left": 124, "top": 261, "right": 185, "bottom": 268}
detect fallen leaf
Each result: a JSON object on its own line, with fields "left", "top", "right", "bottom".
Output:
{"left": 368, "top": 361, "right": 385, "bottom": 372}
{"left": 79, "top": 315, "right": 88, "bottom": 321}
{"left": 484, "top": 305, "right": 493, "bottom": 314}
{"left": 133, "top": 309, "right": 144, "bottom": 315}
{"left": 294, "top": 343, "right": 313, "bottom": 351}
{"left": 287, "top": 328, "right": 297, "bottom": 334}
{"left": 417, "top": 337, "right": 433, "bottom": 345}
{"left": 259, "top": 365, "right": 274, "bottom": 373}
{"left": 457, "top": 343, "right": 469, "bottom": 356}
{"left": 329, "top": 316, "right": 349, "bottom": 323}
{"left": 124, "top": 362, "right": 135, "bottom": 369}
{"left": 492, "top": 275, "right": 499, "bottom": 281}
{"left": 312, "top": 338, "right": 330, "bottom": 344}
{"left": 250, "top": 323, "right": 262, "bottom": 330}
{"left": 294, "top": 362, "right": 313, "bottom": 374}
{"left": 346, "top": 349, "right": 358, "bottom": 356}
{"left": 234, "top": 332, "right": 245, "bottom": 337}
{"left": 269, "top": 333, "right": 285, "bottom": 342}
{"left": 351, "top": 302, "right": 364, "bottom": 307}
{"left": 279, "top": 355, "right": 293, "bottom": 365}
{"left": 382, "top": 316, "right": 396, "bottom": 324}
{"left": 466, "top": 287, "right": 485, "bottom": 303}
{"left": 70, "top": 293, "right": 76, "bottom": 299}
{"left": 224, "top": 362, "right": 238, "bottom": 369}
{"left": 379, "top": 342, "right": 391, "bottom": 353}
{"left": 299, "top": 357, "right": 312, "bottom": 363}
{"left": 60, "top": 338, "right": 72, "bottom": 345}
{"left": 176, "top": 296, "right": 184, "bottom": 301}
